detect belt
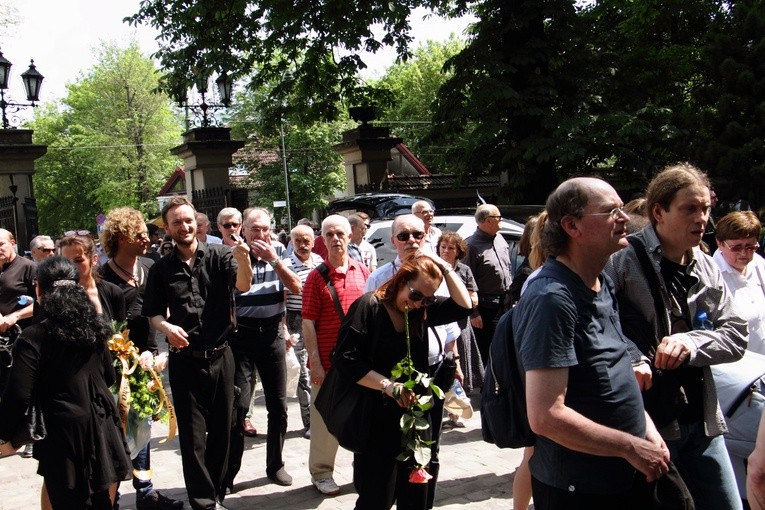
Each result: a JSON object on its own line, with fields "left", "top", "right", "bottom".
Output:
{"left": 169, "top": 341, "right": 229, "bottom": 360}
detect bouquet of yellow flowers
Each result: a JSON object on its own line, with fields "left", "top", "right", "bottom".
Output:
{"left": 108, "top": 327, "right": 176, "bottom": 444}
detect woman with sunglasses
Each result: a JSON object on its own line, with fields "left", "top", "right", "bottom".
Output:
{"left": 0, "top": 256, "right": 131, "bottom": 508}
{"left": 332, "top": 253, "right": 471, "bottom": 510}
{"left": 712, "top": 211, "right": 765, "bottom": 355}
{"left": 59, "top": 233, "right": 125, "bottom": 323}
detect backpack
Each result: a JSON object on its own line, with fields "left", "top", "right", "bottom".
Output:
{"left": 481, "top": 307, "right": 536, "bottom": 448}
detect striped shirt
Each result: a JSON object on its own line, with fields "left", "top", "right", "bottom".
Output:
{"left": 235, "top": 241, "right": 287, "bottom": 320}
{"left": 283, "top": 251, "right": 324, "bottom": 311}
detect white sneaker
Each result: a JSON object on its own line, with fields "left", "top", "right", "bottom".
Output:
{"left": 313, "top": 478, "right": 341, "bottom": 496}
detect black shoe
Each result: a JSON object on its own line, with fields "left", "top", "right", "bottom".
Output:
{"left": 136, "top": 490, "right": 184, "bottom": 509}
{"left": 267, "top": 467, "right": 293, "bottom": 486}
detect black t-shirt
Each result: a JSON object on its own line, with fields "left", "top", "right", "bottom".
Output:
{"left": 660, "top": 257, "right": 704, "bottom": 423}
{"left": 513, "top": 259, "right": 646, "bottom": 494}
{"left": 0, "top": 255, "right": 36, "bottom": 330}
{"left": 101, "top": 257, "right": 156, "bottom": 353}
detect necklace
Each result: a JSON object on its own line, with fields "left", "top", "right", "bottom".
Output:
{"left": 112, "top": 259, "right": 140, "bottom": 286}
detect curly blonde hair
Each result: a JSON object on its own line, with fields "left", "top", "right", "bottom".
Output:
{"left": 99, "top": 207, "right": 146, "bottom": 258}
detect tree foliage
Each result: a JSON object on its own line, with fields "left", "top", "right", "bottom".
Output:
{"left": 31, "top": 42, "right": 182, "bottom": 235}
{"left": 126, "top": 0, "right": 468, "bottom": 122}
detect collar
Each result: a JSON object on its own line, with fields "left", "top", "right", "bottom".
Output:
{"left": 639, "top": 225, "right": 698, "bottom": 271}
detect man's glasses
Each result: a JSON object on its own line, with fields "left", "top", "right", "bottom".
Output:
{"left": 395, "top": 231, "right": 425, "bottom": 242}
{"left": 408, "top": 283, "right": 437, "bottom": 306}
{"left": 581, "top": 207, "right": 627, "bottom": 220}
{"left": 221, "top": 222, "right": 241, "bottom": 229}
{"left": 417, "top": 209, "right": 435, "bottom": 216}
{"left": 487, "top": 215, "right": 502, "bottom": 220}
{"left": 723, "top": 241, "right": 760, "bottom": 253}
{"left": 38, "top": 248, "right": 55, "bottom": 253}
{"left": 64, "top": 230, "right": 92, "bottom": 237}
{"left": 248, "top": 226, "right": 270, "bottom": 234}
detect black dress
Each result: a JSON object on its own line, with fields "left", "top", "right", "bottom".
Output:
{"left": 0, "top": 324, "right": 131, "bottom": 501}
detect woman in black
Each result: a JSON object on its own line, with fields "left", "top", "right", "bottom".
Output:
{"left": 0, "top": 256, "right": 131, "bottom": 508}
{"left": 333, "top": 255, "right": 471, "bottom": 509}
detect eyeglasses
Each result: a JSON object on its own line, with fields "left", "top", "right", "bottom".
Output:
{"left": 416, "top": 209, "right": 435, "bottom": 216}
{"left": 64, "top": 230, "right": 92, "bottom": 237}
{"left": 487, "top": 215, "right": 502, "bottom": 220}
{"left": 581, "top": 207, "right": 627, "bottom": 220}
{"left": 395, "top": 231, "right": 425, "bottom": 242}
{"left": 221, "top": 222, "right": 241, "bottom": 229}
{"left": 248, "top": 226, "right": 270, "bottom": 234}
{"left": 408, "top": 283, "right": 437, "bottom": 306}
{"left": 37, "top": 247, "right": 55, "bottom": 253}
{"left": 723, "top": 241, "right": 760, "bottom": 253}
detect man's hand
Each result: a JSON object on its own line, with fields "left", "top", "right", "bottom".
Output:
{"left": 470, "top": 316, "right": 484, "bottom": 329}
{"left": 311, "top": 363, "right": 326, "bottom": 386}
{"left": 162, "top": 322, "right": 189, "bottom": 349}
{"left": 654, "top": 336, "right": 691, "bottom": 370}
{"left": 249, "top": 239, "right": 277, "bottom": 262}
{"left": 625, "top": 435, "right": 670, "bottom": 482}
{"left": 232, "top": 236, "right": 251, "bottom": 265}
{"left": 633, "top": 362, "right": 653, "bottom": 391}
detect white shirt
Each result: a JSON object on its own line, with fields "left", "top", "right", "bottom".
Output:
{"left": 713, "top": 250, "right": 765, "bottom": 355}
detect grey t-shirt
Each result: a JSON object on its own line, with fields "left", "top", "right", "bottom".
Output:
{"left": 513, "top": 259, "right": 646, "bottom": 493}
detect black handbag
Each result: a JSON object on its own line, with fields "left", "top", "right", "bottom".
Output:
{"left": 313, "top": 366, "right": 375, "bottom": 454}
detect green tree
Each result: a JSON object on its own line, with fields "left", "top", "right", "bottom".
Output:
{"left": 227, "top": 85, "right": 350, "bottom": 222}
{"left": 125, "top": 0, "right": 466, "bottom": 121}
{"left": 375, "top": 37, "right": 465, "bottom": 173}
{"left": 31, "top": 42, "right": 182, "bottom": 234}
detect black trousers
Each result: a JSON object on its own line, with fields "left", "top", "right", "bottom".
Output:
{"left": 531, "top": 476, "right": 654, "bottom": 510}
{"left": 475, "top": 304, "right": 506, "bottom": 364}
{"left": 224, "top": 323, "right": 288, "bottom": 488}
{"left": 45, "top": 480, "right": 112, "bottom": 510}
{"left": 168, "top": 347, "right": 234, "bottom": 510}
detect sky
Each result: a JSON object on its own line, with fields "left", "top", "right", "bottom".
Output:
{"left": 0, "top": 0, "right": 473, "bottom": 104}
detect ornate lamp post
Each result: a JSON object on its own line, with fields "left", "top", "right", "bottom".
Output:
{"left": 0, "top": 50, "right": 44, "bottom": 130}
{"left": 175, "top": 72, "right": 232, "bottom": 129}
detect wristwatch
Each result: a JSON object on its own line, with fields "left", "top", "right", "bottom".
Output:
{"left": 441, "top": 264, "right": 453, "bottom": 276}
{"left": 268, "top": 259, "right": 280, "bottom": 268}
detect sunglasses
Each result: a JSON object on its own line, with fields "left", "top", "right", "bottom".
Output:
{"left": 38, "top": 248, "right": 55, "bottom": 253}
{"left": 221, "top": 222, "right": 241, "bottom": 229}
{"left": 408, "top": 283, "right": 437, "bottom": 306}
{"left": 64, "top": 230, "right": 92, "bottom": 237}
{"left": 723, "top": 241, "right": 760, "bottom": 253}
{"left": 395, "top": 231, "right": 425, "bottom": 242}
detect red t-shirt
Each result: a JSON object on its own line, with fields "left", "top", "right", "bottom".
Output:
{"left": 302, "top": 259, "right": 369, "bottom": 370}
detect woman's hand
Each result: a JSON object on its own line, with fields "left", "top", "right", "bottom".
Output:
{"left": 385, "top": 382, "right": 415, "bottom": 408}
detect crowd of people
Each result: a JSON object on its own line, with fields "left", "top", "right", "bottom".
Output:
{"left": 1, "top": 162, "right": 765, "bottom": 510}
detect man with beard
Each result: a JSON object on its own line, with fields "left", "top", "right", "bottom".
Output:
{"left": 142, "top": 196, "right": 252, "bottom": 510}
{"left": 100, "top": 207, "right": 183, "bottom": 510}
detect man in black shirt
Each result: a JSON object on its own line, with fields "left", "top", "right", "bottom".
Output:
{"left": 100, "top": 207, "right": 182, "bottom": 510}
{"left": 143, "top": 197, "right": 252, "bottom": 510}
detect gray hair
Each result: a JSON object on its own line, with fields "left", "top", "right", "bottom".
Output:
{"left": 217, "top": 207, "right": 242, "bottom": 225}
{"left": 541, "top": 178, "right": 593, "bottom": 257}
{"left": 321, "top": 214, "right": 351, "bottom": 236}
{"left": 30, "top": 235, "right": 53, "bottom": 251}
{"left": 290, "top": 224, "right": 314, "bottom": 239}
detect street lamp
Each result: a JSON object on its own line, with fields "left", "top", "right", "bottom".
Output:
{"left": 0, "top": 50, "right": 44, "bottom": 130}
{"left": 174, "top": 71, "right": 232, "bottom": 129}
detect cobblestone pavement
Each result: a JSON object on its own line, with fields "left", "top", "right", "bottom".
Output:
{"left": 0, "top": 392, "right": 525, "bottom": 509}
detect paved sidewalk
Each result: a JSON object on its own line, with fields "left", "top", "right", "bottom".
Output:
{"left": 0, "top": 393, "right": 525, "bottom": 509}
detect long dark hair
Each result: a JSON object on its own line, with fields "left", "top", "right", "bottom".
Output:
{"left": 37, "top": 256, "right": 112, "bottom": 349}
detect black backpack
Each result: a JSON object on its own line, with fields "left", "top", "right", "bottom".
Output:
{"left": 481, "top": 307, "right": 536, "bottom": 448}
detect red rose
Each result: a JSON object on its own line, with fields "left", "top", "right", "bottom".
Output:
{"left": 408, "top": 468, "right": 433, "bottom": 484}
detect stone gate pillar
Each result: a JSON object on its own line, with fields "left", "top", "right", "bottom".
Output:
{"left": 170, "top": 127, "right": 245, "bottom": 196}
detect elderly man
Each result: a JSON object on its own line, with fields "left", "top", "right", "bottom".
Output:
{"left": 464, "top": 204, "right": 512, "bottom": 361}
{"left": 224, "top": 207, "right": 301, "bottom": 491}
{"left": 606, "top": 163, "right": 748, "bottom": 509}
{"left": 365, "top": 214, "right": 425, "bottom": 291}
{"left": 217, "top": 207, "right": 243, "bottom": 248}
{"left": 347, "top": 214, "right": 371, "bottom": 268}
{"left": 29, "top": 235, "right": 55, "bottom": 262}
{"left": 302, "top": 215, "right": 369, "bottom": 496}
{"left": 100, "top": 207, "right": 182, "bottom": 510}
{"left": 142, "top": 196, "right": 251, "bottom": 510}
{"left": 282, "top": 224, "right": 325, "bottom": 438}
{"left": 513, "top": 177, "right": 669, "bottom": 508}
{"left": 412, "top": 200, "right": 442, "bottom": 253}
{"left": 195, "top": 212, "right": 222, "bottom": 245}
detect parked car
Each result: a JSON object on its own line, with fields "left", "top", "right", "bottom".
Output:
{"left": 365, "top": 215, "right": 525, "bottom": 269}
{"left": 327, "top": 193, "right": 434, "bottom": 219}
